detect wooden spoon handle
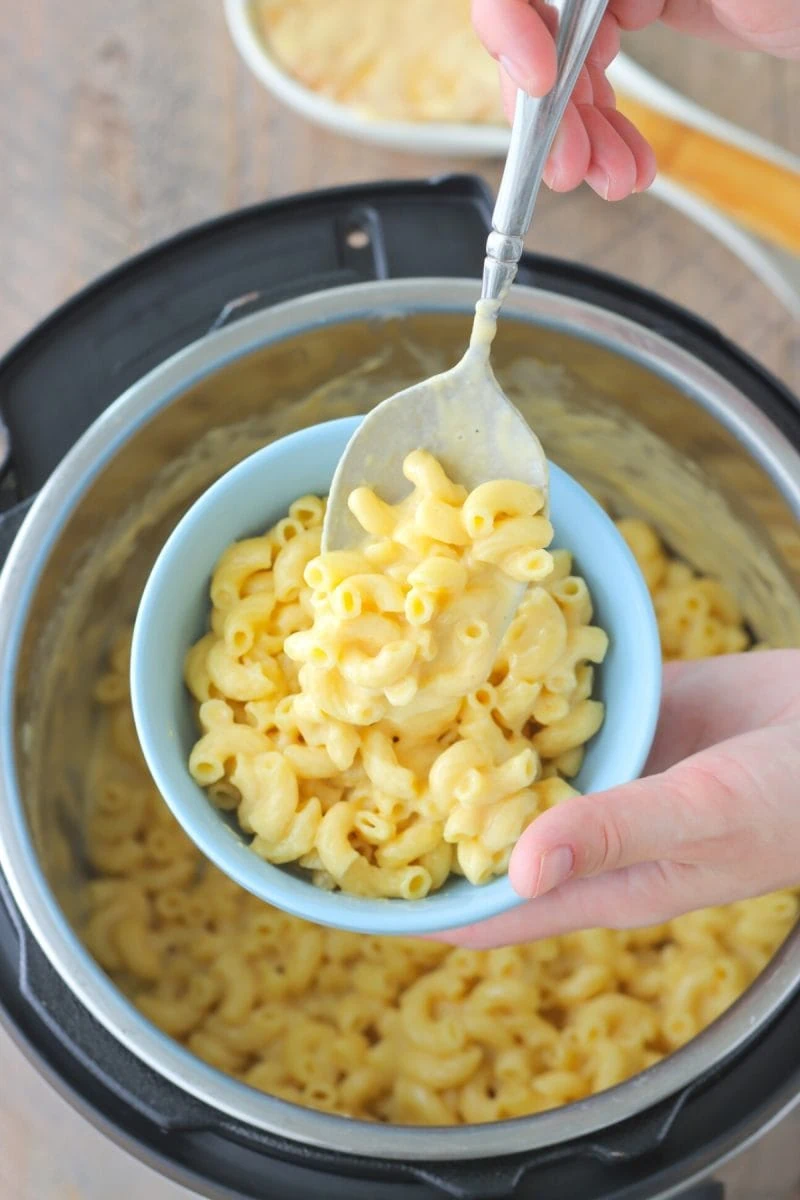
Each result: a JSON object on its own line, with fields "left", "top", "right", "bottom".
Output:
{"left": 616, "top": 95, "right": 800, "bottom": 255}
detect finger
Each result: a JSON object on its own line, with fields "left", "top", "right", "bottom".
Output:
{"left": 444, "top": 715, "right": 800, "bottom": 946}
{"left": 646, "top": 651, "right": 800, "bottom": 775}
{"left": 472, "top": 0, "right": 557, "bottom": 95}
{"left": 543, "top": 101, "right": 592, "bottom": 191}
{"left": 570, "top": 64, "right": 594, "bottom": 107}
{"left": 644, "top": 661, "right": 717, "bottom": 774}
{"left": 511, "top": 709, "right": 800, "bottom": 901}
{"left": 508, "top": 773, "right": 687, "bottom": 898}
{"left": 580, "top": 104, "right": 638, "bottom": 200}
{"left": 707, "top": 0, "right": 800, "bottom": 55}
{"left": 599, "top": 106, "right": 657, "bottom": 191}
{"left": 451, "top": 714, "right": 800, "bottom": 948}
{"left": 493, "top": 16, "right": 618, "bottom": 111}
{"left": 587, "top": 63, "right": 616, "bottom": 109}
{"left": 436, "top": 858, "right": 699, "bottom": 948}
{"left": 659, "top": 0, "right": 787, "bottom": 51}
{"left": 570, "top": 57, "right": 616, "bottom": 110}
{"left": 610, "top": 0, "right": 780, "bottom": 50}
{"left": 587, "top": 12, "right": 621, "bottom": 67}
{"left": 510, "top": 738, "right": 773, "bottom": 898}
{"left": 499, "top": 65, "right": 517, "bottom": 123}
{"left": 609, "top": 1, "right": 670, "bottom": 32}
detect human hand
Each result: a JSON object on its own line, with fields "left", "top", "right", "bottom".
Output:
{"left": 472, "top": 0, "right": 800, "bottom": 199}
{"left": 438, "top": 650, "right": 800, "bottom": 948}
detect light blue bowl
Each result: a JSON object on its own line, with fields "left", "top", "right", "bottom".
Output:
{"left": 131, "top": 416, "right": 661, "bottom": 936}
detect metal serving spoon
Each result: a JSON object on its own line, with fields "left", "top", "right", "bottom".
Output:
{"left": 323, "top": 0, "right": 608, "bottom": 558}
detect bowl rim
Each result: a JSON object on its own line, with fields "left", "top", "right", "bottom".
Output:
{"left": 1, "top": 278, "right": 799, "bottom": 1159}
{"left": 223, "top": 0, "right": 510, "bottom": 157}
{"left": 130, "top": 414, "right": 662, "bottom": 936}
{"left": 222, "top": 0, "right": 800, "bottom": 320}
{"left": 225, "top": 0, "right": 800, "bottom": 171}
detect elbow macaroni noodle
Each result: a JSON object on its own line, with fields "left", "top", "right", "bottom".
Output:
{"left": 616, "top": 519, "right": 750, "bottom": 660}
{"left": 186, "top": 452, "right": 608, "bottom": 895}
{"left": 82, "top": 514, "right": 798, "bottom": 1124}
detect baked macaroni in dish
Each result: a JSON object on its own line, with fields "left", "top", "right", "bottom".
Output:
{"left": 185, "top": 452, "right": 608, "bottom": 895}
{"left": 257, "top": 0, "right": 504, "bottom": 124}
{"left": 84, "top": 518, "right": 798, "bottom": 1124}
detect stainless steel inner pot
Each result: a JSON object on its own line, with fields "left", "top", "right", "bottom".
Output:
{"left": 1, "top": 277, "right": 800, "bottom": 1162}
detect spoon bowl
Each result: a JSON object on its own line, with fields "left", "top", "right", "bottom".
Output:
{"left": 131, "top": 416, "right": 661, "bottom": 936}
{"left": 323, "top": 300, "right": 549, "bottom": 552}
{"left": 323, "top": 0, "right": 609, "bottom": 634}
{"left": 323, "top": 302, "right": 548, "bottom": 652}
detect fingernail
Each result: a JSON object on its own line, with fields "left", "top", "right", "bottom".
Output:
{"left": 585, "top": 165, "right": 611, "bottom": 200}
{"left": 533, "top": 846, "right": 574, "bottom": 897}
{"left": 499, "top": 54, "right": 535, "bottom": 94}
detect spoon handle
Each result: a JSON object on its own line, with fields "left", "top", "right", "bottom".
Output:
{"left": 481, "top": 0, "right": 608, "bottom": 306}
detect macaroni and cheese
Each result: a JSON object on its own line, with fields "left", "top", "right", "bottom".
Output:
{"left": 185, "top": 452, "right": 608, "bottom": 894}
{"left": 83, "top": 519, "right": 797, "bottom": 1123}
{"left": 258, "top": 0, "right": 504, "bottom": 124}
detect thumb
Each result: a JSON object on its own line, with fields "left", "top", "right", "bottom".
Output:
{"left": 472, "top": 0, "right": 558, "bottom": 95}
{"left": 509, "top": 757, "right": 748, "bottom": 900}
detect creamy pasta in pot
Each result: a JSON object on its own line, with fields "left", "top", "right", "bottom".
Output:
{"left": 185, "top": 452, "right": 607, "bottom": 896}
{"left": 83, "top": 517, "right": 797, "bottom": 1124}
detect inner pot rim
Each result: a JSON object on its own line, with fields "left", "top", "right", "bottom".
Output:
{"left": 1, "top": 276, "right": 800, "bottom": 1162}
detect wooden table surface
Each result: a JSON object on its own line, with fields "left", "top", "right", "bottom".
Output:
{"left": 0, "top": 3, "right": 798, "bottom": 1198}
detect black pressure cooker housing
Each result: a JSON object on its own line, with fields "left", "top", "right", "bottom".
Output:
{"left": 1, "top": 176, "right": 798, "bottom": 1200}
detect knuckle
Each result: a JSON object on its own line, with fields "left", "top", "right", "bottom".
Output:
{"left": 664, "top": 755, "right": 757, "bottom": 862}
{"left": 579, "top": 800, "right": 627, "bottom": 876}
{"left": 597, "top": 861, "right": 683, "bottom": 931}
{"left": 674, "top": 757, "right": 748, "bottom": 825}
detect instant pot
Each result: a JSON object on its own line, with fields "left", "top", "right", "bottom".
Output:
{"left": 1, "top": 175, "right": 799, "bottom": 1200}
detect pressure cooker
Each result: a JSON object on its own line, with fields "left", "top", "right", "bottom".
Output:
{"left": 1, "top": 175, "right": 799, "bottom": 1200}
